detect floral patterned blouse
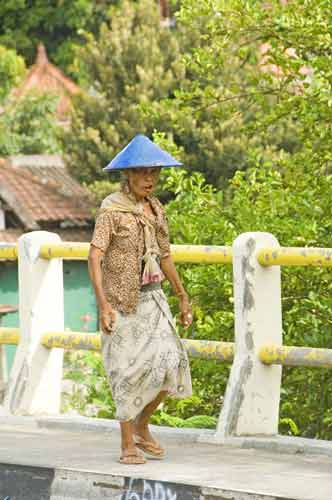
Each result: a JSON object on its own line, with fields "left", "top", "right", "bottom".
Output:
{"left": 90, "top": 193, "right": 171, "bottom": 314}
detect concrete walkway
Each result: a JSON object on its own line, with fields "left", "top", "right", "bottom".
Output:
{"left": 0, "top": 416, "right": 332, "bottom": 500}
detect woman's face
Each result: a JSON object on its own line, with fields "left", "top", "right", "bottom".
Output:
{"left": 126, "top": 167, "right": 161, "bottom": 200}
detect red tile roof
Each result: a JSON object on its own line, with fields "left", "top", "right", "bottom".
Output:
{"left": 0, "top": 155, "right": 94, "bottom": 230}
{"left": 0, "top": 229, "right": 22, "bottom": 242}
{"left": 13, "top": 43, "right": 80, "bottom": 120}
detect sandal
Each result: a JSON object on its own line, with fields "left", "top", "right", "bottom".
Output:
{"left": 119, "top": 448, "right": 147, "bottom": 465}
{"left": 134, "top": 435, "right": 166, "bottom": 459}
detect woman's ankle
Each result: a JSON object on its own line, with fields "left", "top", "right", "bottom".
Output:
{"left": 135, "top": 416, "right": 149, "bottom": 430}
{"left": 120, "top": 420, "right": 136, "bottom": 449}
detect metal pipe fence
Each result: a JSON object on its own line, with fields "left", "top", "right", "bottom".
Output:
{"left": 1, "top": 231, "right": 332, "bottom": 442}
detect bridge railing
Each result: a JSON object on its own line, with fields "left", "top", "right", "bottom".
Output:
{"left": 0, "top": 230, "right": 332, "bottom": 442}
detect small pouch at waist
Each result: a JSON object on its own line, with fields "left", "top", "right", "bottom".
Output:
{"left": 140, "top": 282, "right": 162, "bottom": 293}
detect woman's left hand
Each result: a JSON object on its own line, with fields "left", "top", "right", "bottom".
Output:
{"left": 179, "top": 297, "right": 193, "bottom": 329}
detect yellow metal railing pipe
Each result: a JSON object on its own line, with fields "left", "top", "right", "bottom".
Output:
{"left": 41, "top": 331, "right": 235, "bottom": 362}
{"left": 39, "top": 242, "right": 90, "bottom": 260}
{"left": 42, "top": 331, "right": 101, "bottom": 351}
{"left": 170, "top": 245, "right": 232, "bottom": 264}
{"left": 39, "top": 243, "right": 233, "bottom": 264}
{"left": 259, "top": 344, "right": 332, "bottom": 368}
{"left": 4, "top": 241, "right": 332, "bottom": 268}
{"left": 182, "top": 338, "right": 234, "bottom": 362}
{"left": 0, "top": 245, "right": 18, "bottom": 260}
{"left": 0, "top": 328, "right": 20, "bottom": 345}
{"left": 257, "top": 247, "right": 332, "bottom": 267}
{"left": 6, "top": 328, "right": 332, "bottom": 368}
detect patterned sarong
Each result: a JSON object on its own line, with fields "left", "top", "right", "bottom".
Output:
{"left": 101, "top": 284, "right": 192, "bottom": 421}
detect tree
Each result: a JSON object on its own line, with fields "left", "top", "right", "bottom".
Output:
{"left": 149, "top": 1, "right": 332, "bottom": 431}
{"left": 0, "top": 45, "right": 26, "bottom": 102}
{"left": 0, "top": 0, "right": 120, "bottom": 76}
{"left": 61, "top": 0, "right": 186, "bottom": 187}
{"left": 0, "top": 92, "right": 61, "bottom": 155}
{"left": 162, "top": 0, "right": 332, "bottom": 182}
{"left": 62, "top": 0, "right": 305, "bottom": 190}
{"left": 158, "top": 0, "right": 332, "bottom": 437}
{"left": 0, "top": 44, "right": 61, "bottom": 156}
{"left": 160, "top": 151, "right": 332, "bottom": 438}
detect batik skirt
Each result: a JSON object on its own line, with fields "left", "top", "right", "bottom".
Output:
{"left": 101, "top": 283, "right": 192, "bottom": 421}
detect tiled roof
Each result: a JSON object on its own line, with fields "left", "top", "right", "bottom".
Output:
{"left": 13, "top": 43, "right": 80, "bottom": 120}
{"left": 0, "top": 229, "right": 22, "bottom": 242}
{"left": 0, "top": 228, "right": 93, "bottom": 243}
{"left": 0, "top": 155, "right": 94, "bottom": 229}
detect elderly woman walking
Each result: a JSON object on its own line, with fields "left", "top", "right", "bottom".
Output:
{"left": 88, "top": 135, "right": 193, "bottom": 465}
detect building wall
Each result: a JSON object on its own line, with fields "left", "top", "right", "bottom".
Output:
{"left": 0, "top": 261, "right": 98, "bottom": 373}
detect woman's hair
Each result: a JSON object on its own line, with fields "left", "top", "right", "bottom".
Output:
{"left": 120, "top": 171, "right": 130, "bottom": 193}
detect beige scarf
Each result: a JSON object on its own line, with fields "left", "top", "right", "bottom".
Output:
{"left": 101, "top": 191, "right": 164, "bottom": 285}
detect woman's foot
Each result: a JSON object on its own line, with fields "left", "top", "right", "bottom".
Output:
{"left": 132, "top": 391, "right": 169, "bottom": 458}
{"left": 119, "top": 421, "right": 147, "bottom": 464}
{"left": 119, "top": 446, "right": 147, "bottom": 465}
{"left": 134, "top": 421, "right": 165, "bottom": 457}
{"left": 134, "top": 437, "right": 165, "bottom": 459}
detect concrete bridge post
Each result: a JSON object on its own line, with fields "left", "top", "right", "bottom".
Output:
{"left": 0, "top": 317, "right": 8, "bottom": 391}
{"left": 3, "top": 231, "right": 64, "bottom": 415}
{"left": 214, "top": 232, "right": 283, "bottom": 439}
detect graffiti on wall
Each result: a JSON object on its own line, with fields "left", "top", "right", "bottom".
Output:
{"left": 122, "top": 478, "right": 177, "bottom": 500}
{"left": 122, "top": 478, "right": 200, "bottom": 500}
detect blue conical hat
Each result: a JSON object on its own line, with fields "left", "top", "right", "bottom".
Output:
{"left": 103, "top": 134, "right": 183, "bottom": 171}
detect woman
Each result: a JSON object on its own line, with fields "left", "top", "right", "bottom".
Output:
{"left": 88, "top": 135, "right": 193, "bottom": 465}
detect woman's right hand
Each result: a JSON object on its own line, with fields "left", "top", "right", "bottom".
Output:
{"left": 99, "top": 303, "right": 117, "bottom": 335}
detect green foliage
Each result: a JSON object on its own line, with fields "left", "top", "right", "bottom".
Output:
{"left": 0, "top": 92, "right": 61, "bottom": 155}
{"left": 279, "top": 417, "right": 300, "bottom": 437}
{"left": 150, "top": 412, "right": 217, "bottom": 429}
{"left": 161, "top": 0, "right": 331, "bottom": 184}
{"left": 0, "top": 0, "right": 120, "bottom": 76}
{"left": 62, "top": 0, "right": 312, "bottom": 190}
{"left": 61, "top": 0, "right": 185, "bottom": 185}
{"left": 156, "top": 0, "right": 332, "bottom": 438}
{"left": 62, "top": 351, "right": 116, "bottom": 419}
{"left": 182, "top": 415, "right": 217, "bottom": 429}
{"left": 0, "top": 45, "right": 26, "bottom": 102}
{"left": 163, "top": 159, "right": 332, "bottom": 439}
{"left": 144, "top": 1, "right": 303, "bottom": 187}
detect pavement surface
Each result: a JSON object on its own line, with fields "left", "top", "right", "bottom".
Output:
{"left": 0, "top": 416, "right": 332, "bottom": 499}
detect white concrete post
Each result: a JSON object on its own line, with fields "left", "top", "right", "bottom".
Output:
{"left": 215, "top": 232, "right": 282, "bottom": 439}
{"left": 4, "top": 231, "right": 64, "bottom": 415}
{"left": 0, "top": 343, "right": 8, "bottom": 384}
{"left": 0, "top": 318, "right": 8, "bottom": 401}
